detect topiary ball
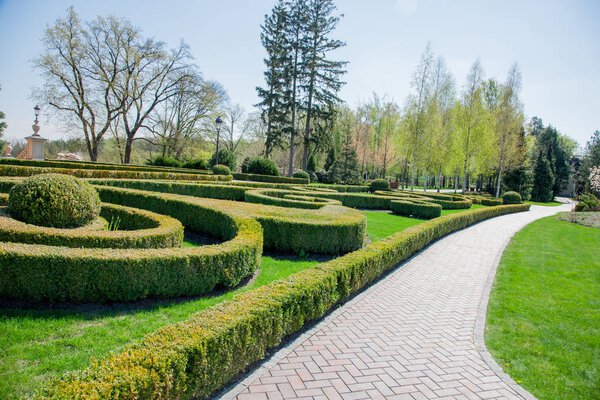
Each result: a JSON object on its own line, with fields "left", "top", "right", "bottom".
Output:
{"left": 8, "top": 174, "right": 100, "bottom": 228}
{"left": 502, "top": 191, "right": 522, "bottom": 204}
{"left": 292, "top": 170, "right": 310, "bottom": 180}
{"left": 369, "top": 178, "right": 390, "bottom": 193}
{"left": 212, "top": 164, "right": 231, "bottom": 175}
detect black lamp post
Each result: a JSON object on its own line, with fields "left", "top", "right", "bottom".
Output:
{"left": 34, "top": 105, "right": 41, "bottom": 124}
{"left": 215, "top": 116, "right": 223, "bottom": 165}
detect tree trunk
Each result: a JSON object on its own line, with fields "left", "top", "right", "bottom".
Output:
{"left": 495, "top": 166, "right": 503, "bottom": 198}
{"left": 124, "top": 136, "right": 134, "bottom": 164}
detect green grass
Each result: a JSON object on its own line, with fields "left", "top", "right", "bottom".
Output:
{"left": 0, "top": 254, "right": 324, "bottom": 399}
{"left": 526, "top": 200, "right": 563, "bottom": 206}
{"left": 486, "top": 214, "right": 600, "bottom": 400}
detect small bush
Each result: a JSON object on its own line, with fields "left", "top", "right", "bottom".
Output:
{"left": 210, "top": 149, "right": 236, "bottom": 170}
{"left": 390, "top": 200, "right": 442, "bottom": 219}
{"left": 502, "top": 191, "right": 522, "bottom": 204}
{"left": 246, "top": 157, "right": 280, "bottom": 176}
{"left": 369, "top": 179, "right": 390, "bottom": 193}
{"left": 575, "top": 193, "right": 600, "bottom": 211}
{"left": 481, "top": 197, "right": 504, "bottom": 206}
{"left": 212, "top": 164, "right": 231, "bottom": 175}
{"left": 146, "top": 155, "right": 183, "bottom": 168}
{"left": 182, "top": 158, "right": 209, "bottom": 170}
{"left": 8, "top": 174, "right": 100, "bottom": 228}
{"left": 293, "top": 170, "right": 310, "bottom": 180}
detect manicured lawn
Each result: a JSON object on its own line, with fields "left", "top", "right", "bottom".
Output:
{"left": 0, "top": 254, "right": 325, "bottom": 399}
{"left": 486, "top": 215, "right": 600, "bottom": 400}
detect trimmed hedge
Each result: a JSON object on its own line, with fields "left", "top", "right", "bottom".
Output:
{"left": 481, "top": 197, "right": 504, "bottom": 206}
{"left": 0, "top": 203, "right": 184, "bottom": 249}
{"left": 0, "top": 190, "right": 262, "bottom": 303}
{"left": 212, "top": 164, "right": 231, "bottom": 175}
{"left": 425, "top": 198, "right": 473, "bottom": 210}
{"left": 0, "top": 158, "right": 212, "bottom": 175}
{"left": 244, "top": 189, "right": 341, "bottom": 209}
{"left": 502, "top": 191, "right": 522, "bottom": 204}
{"left": 38, "top": 203, "right": 531, "bottom": 399}
{"left": 390, "top": 199, "right": 442, "bottom": 219}
{"left": 0, "top": 165, "right": 231, "bottom": 182}
{"left": 369, "top": 178, "right": 390, "bottom": 192}
{"left": 309, "top": 183, "right": 370, "bottom": 193}
{"left": 233, "top": 172, "right": 309, "bottom": 184}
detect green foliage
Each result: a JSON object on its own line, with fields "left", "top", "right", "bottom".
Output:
{"left": 574, "top": 193, "right": 600, "bottom": 212}
{"left": 292, "top": 170, "right": 310, "bottom": 180}
{"left": 481, "top": 197, "right": 504, "bottom": 206}
{"left": 38, "top": 203, "right": 530, "bottom": 399}
{"left": 182, "top": 158, "right": 209, "bottom": 170}
{"left": 390, "top": 200, "right": 442, "bottom": 219}
{"left": 0, "top": 164, "right": 231, "bottom": 182}
{"left": 8, "top": 174, "right": 100, "bottom": 228}
{"left": 0, "top": 187, "right": 263, "bottom": 303}
{"left": 0, "top": 203, "right": 184, "bottom": 249}
{"left": 426, "top": 198, "right": 473, "bottom": 209}
{"left": 502, "top": 165, "right": 533, "bottom": 200}
{"left": 210, "top": 148, "right": 236, "bottom": 170}
{"left": 233, "top": 172, "right": 309, "bottom": 184}
{"left": 369, "top": 178, "right": 390, "bottom": 192}
{"left": 241, "top": 156, "right": 251, "bottom": 173}
{"left": 531, "top": 150, "right": 555, "bottom": 202}
{"left": 246, "top": 157, "right": 280, "bottom": 176}
{"left": 146, "top": 155, "right": 183, "bottom": 168}
{"left": 501, "top": 191, "right": 522, "bottom": 204}
{"left": 211, "top": 164, "right": 231, "bottom": 175}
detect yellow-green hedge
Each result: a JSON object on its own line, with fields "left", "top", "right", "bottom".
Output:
{"left": 37, "top": 203, "right": 530, "bottom": 399}
{"left": 244, "top": 189, "right": 341, "bottom": 209}
{"left": 0, "top": 203, "right": 184, "bottom": 249}
{"left": 0, "top": 165, "right": 231, "bottom": 181}
{"left": 233, "top": 172, "right": 309, "bottom": 184}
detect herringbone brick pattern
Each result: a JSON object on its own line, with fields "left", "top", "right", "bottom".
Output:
{"left": 221, "top": 204, "right": 570, "bottom": 400}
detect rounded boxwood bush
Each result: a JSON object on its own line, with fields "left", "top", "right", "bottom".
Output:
{"left": 8, "top": 173, "right": 100, "bottom": 228}
{"left": 293, "top": 170, "right": 310, "bottom": 180}
{"left": 369, "top": 178, "right": 390, "bottom": 193}
{"left": 212, "top": 164, "right": 231, "bottom": 175}
{"left": 502, "top": 191, "right": 522, "bottom": 204}
{"left": 247, "top": 157, "right": 280, "bottom": 176}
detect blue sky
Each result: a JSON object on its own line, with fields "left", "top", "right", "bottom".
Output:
{"left": 0, "top": 0, "right": 598, "bottom": 148}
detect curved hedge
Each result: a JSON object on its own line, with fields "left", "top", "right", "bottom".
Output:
{"left": 244, "top": 189, "right": 341, "bottom": 209}
{"left": 0, "top": 191, "right": 262, "bottom": 303}
{"left": 390, "top": 199, "right": 442, "bottom": 219}
{"left": 481, "top": 197, "right": 504, "bottom": 206}
{"left": 233, "top": 172, "right": 309, "bottom": 184}
{"left": 425, "top": 198, "right": 473, "bottom": 210}
{"left": 37, "top": 203, "right": 531, "bottom": 399}
{"left": 0, "top": 203, "right": 184, "bottom": 249}
{"left": 0, "top": 165, "right": 231, "bottom": 182}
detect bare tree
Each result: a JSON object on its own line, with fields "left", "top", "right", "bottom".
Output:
{"left": 221, "top": 103, "right": 251, "bottom": 153}
{"left": 33, "top": 8, "right": 123, "bottom": 161}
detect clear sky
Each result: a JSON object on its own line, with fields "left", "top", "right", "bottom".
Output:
{"left": 0, "top": 0, "right": 598, "bottom": 148}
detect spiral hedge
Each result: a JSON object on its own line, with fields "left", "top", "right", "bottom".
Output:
{"left": 37, "top": 203, "right": 531, "bottom": 399}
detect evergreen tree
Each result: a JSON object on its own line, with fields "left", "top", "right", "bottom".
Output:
{"left": 338, "top": 129, "right": 360, "bottom": 184}
{"left": 531, "top": 150, "right": 555, "bottom": 202}
{"left": 256, "top": 1, "right": 291, "bottom": 157}
{"left": 300, "top": 0, "right": 347, "bottom": 170}
{"left": 324, "top": 147, "right": 336, "bottom": 171}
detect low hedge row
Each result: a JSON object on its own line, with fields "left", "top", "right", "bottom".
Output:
{"left": 0, "top": 190, "right": 262, "bottom": 303}
{"left": 481, "top": 197, "right": 504, "bottom": 206}
{"left": 309, "top": 183, "right": 370, "bottom": 192}
{"left": 0, "top": 165, "right": 232, "bottom": 182}
{"left": 38, "top": 203, "right": 531, "bottom": 399}
{"left": 244, "top": 189, "right": 341, "bottom": 209}
{"left": 0, "top": 158, "right": 213, "bottom": 176}
{"left": 98, "top": 186, "right": 366, "bottom": 255}
{"left": 88, "top": 179, "right": 249, "bottom": 201}
{"left": 0, "top": 203, "right": 184, "bottom": 249}
{"left": 390, "top": 199, "right": 442, "bottom": 219}
{"left": 426, "top": 198, "right": 473, "bottom": 210}
{"left": 233, "top": 172, "right": 309, "bottom": 184}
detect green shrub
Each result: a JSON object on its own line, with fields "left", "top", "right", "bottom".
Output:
{"left": 212, "top": 164, "right": 231, "bottom": 175}
{"left": 8, "top": 174, "right": 100, "bottom": 228}
{"left": 233, "top": 172, "right": 309, "bottom": 184}
{"left": 481, "top": 197, "right": 504, "bottom": 206}
{"left": 369, "top": 178, "right": 390, "bottom": 192}
{"left": 390, "top": 200, "right": 442, "bottom": 219}
{"left": 146, "top": 155, "right": 183, "bottom": 168}
{"left": 182, "top": 158, "right": 209, "bottom": 170}
{"left": 425, "top": 198, "right": 472, "bottom": 210}
{"left": 292, "top": 170, "right": 310, "bottom": 180}
{"left": 0, "top": 164, "right": 231, "bottom": 181}
{"left": 575, "top": 193, "right": 600, "bottom": 211}
{"left": 210, "top": 149, "right": 236, "bottom": 170}
{"left": 502, "top": 191, "right": 522, "bottom": 204}
{"left": 0, "top": 203, "right": 184, "bottom": 249}
{"left": 244, "top": 189, "right": 341, "bottom": 210}
{"left": 38, "top": 203, "right": 530, "bottom": 399}
{"left": 246, "top": 157, "right": 280, "bottom": 176}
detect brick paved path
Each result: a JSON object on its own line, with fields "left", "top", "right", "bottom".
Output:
{"left": 221, "top": 203, "right": 571, "bottom": 400}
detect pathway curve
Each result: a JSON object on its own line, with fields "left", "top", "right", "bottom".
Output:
{"left": 220, "top": 202, "right": 572, "bottom": 400}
